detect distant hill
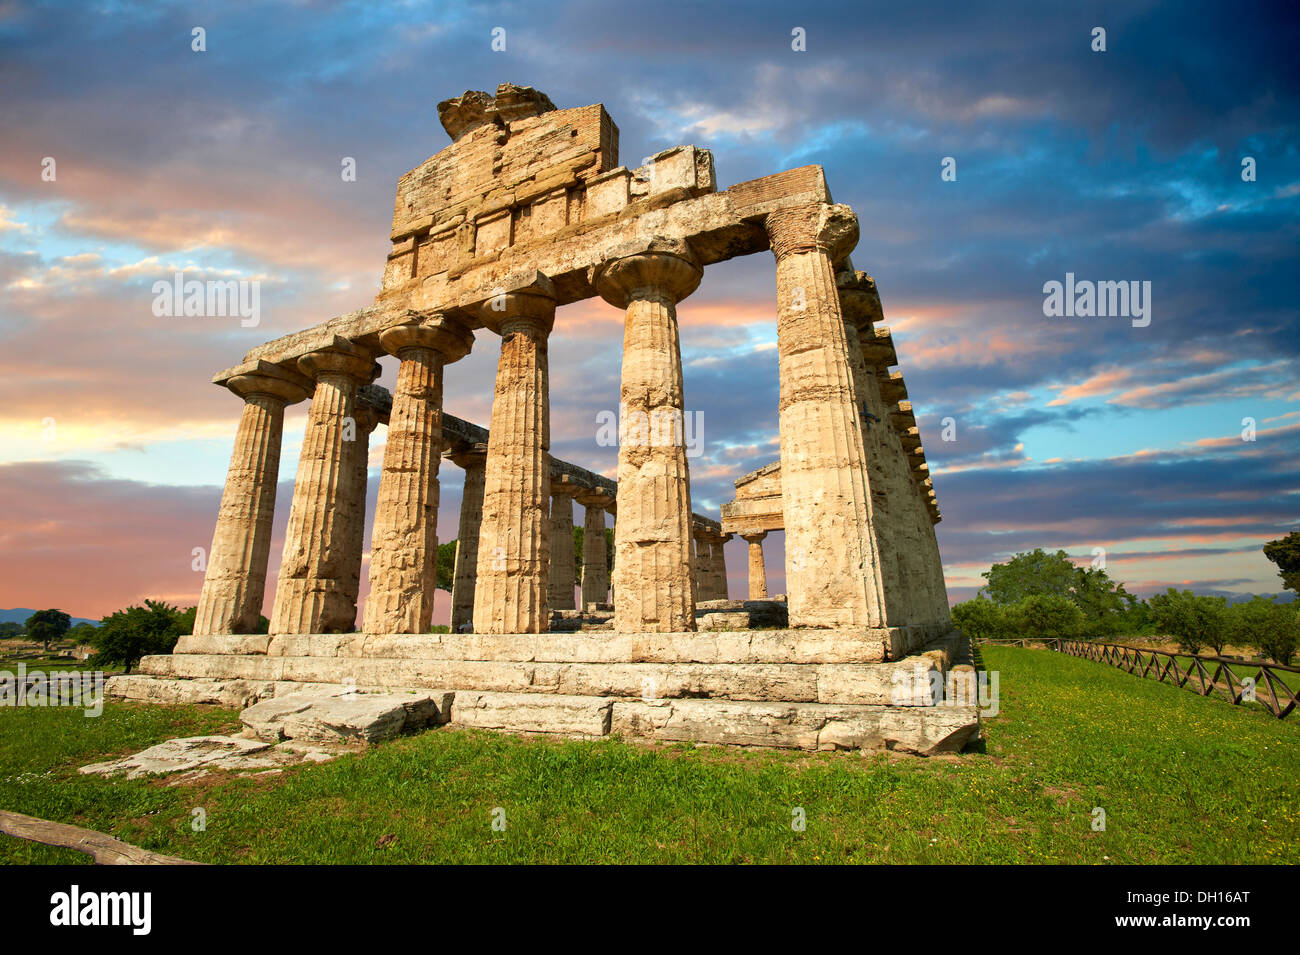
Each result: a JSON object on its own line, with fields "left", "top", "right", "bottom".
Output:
{"left": 0, "top": 608, "right": 99, "bottom": 628}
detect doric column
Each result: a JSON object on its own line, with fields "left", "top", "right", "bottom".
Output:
{"left": 742, "top": 532, "right": 768, "bottom": 600}
{"left": 448, "top": 445, "right": 487, "bottom": 633}
{"left": 270, "top": 339, "right": 379, "bottom": 634}
{"left": 362, "top": 316, "right": 473, "bottom": 634}
{"left": 713, "top": 533, "right": 732, "bottom": 600}
{"left": 193, "top": 364, "right": 312, "bottom": 635}
{"left": 578, "top": 490, "right": 612, "bottom": 609}
{"left": 692, "top": 536, "right": 709, "bottom": 600}
{"left": 338, "top": 391, "right": 382, "bottom": 627}
{"left": 597, "top": 242, "right": 703, "bottom": 633}
{"left": 765, "top": 203, "right": 884, "bottom": 628}
{"left": 886, "top": 394, "right": 944, "bottom": 624}
{"left": 472, "top": 276, "right": 557, "bottom": 634}
{"left": 840, "top": 271, "right": 911, "bottom": 627}
{"left": 547, "top": 479, "right": 581, "bottom": 611}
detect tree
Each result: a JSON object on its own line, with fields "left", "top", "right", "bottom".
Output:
{"left": 89, "top": 600, "right": 187, "bottom": 673}
{"left": 1228, "top": 595, "right": 1298, "bottom": 665}
{"left": 1008, "top": 594, "right": 1084, "bottom": 640}
{"left": 981, "top": 549, "right": 1076, "bottom": 604}
{"left": 436, "top": 540, "right": 457, "bottom": 593}
{"left": 68, "top": 622, "right": 96, "bottom": 643}
{"left": 24, "top": 609, "right": 70, "bottom": 652}
{"left": 1148, "top": 589, "right": 1229, "bottom": 655}
{"left": 1263, "top": 532, "right": 1300, "bottom": 595}
{"left": 979, "top": 548, "right": 1137, "bottom": 636}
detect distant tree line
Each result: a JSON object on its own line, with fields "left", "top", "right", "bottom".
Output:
{"left": 953, "top": 534, "right": 1299, "bottom": 664}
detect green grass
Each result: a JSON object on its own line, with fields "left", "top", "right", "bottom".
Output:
{"left": 1, "top": 645, "right": 1296, "bottom": 864}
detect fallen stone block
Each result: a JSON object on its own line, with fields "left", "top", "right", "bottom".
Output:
{"left": 79, "top": 735, "right": 333, "bottom": 779}
{"left": 106, "top": 674, "right": 275, "bottom": 709}
{"left": 240, "top": 688, "right": 454, "bottom": 744}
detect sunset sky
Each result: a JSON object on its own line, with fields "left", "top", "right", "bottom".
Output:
{"left": 1, "top": 0, "right": 1296, "bottom": 624}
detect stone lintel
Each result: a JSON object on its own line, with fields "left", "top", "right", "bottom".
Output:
{"left": 218, "top": 166, "right": 832, "bottom": 376}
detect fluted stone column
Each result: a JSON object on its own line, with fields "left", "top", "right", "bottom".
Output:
{"left": 713, "top": 533, "right": 732, "bottom": 600}
{"left": 743, "top": 532, "right": 768, "bottom": 600}
{"left": 270, "top": 340, "right": 379, "bottom": 634}
{"left": 597, "top": 243, "right": 702, "bottom": 633}
{"left": 339, "top": 393, "right": 382, "bottom": 628}
{"left": 362, "top": 317, "right": 473, "bottom": 634}
{"left": 692, "top": 537, "right": 709, "bottom": 600}
{"left": 193, "top": 365, "right": 312, "bottom": 635}
{"left": 548, "top": 482, "right": 580, "bottom": 611}
{"left": 885, "top": 394, "right": 944, "bottom": 624}
{"left": 840, "top": 272, "right": 911, "bottom": 627}
{"left": 765, "top": 203, "right": 884, "bottom": 628}
{"left": 472, "top": 277, "right": 556, "bottom": 634}
{"left": 448, "top": 446, "right": 487, "bottom": 633}
{"left": 579, "top": 491, "right": 612, "bottom": 609}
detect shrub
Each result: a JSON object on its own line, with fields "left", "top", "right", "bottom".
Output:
{"left": 951, "top": 596, "right": 1009, "bottom": 640}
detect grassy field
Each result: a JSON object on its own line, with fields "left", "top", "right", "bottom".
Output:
{"left": 1, "top": 645, "right": 1296, "bottom": 864}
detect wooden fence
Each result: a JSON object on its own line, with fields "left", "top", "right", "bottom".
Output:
{"left": 977, "top": 637, "right": 1297, "bottom": 719}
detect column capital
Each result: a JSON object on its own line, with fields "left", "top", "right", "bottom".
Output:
{"left": 447, "top": 443, "right": 487, "bottom": 470}
{"left": 474, "top": 271, "right": 557, "bottom": 336}
{"left": 741, "top": 531, "right": 768, "bottom": 544}
{"left": 576, "top": 489, "right": 614, "bottom": 511}
{"left": 878, "top": 370, "right": 908, "bottom": 406}
{"left": 836, "top": 270, "right": 885, "bottom": 331}
{"left": 550, "top": 474, "right": 585, "bottom": 498}
{"left": 595, "top": 239, "right": 702, "bottom": 309}
{"left": 765, "top": 202, "right": 858, "bottom": 262}
{"left": 298, "top": 338, "right": 379, "bottom": 384}
{"left": 227, "top": 362, "right": 313, "bottom": 405}
{"left": 379, "top": 312, "right": 474, "bottom": 363}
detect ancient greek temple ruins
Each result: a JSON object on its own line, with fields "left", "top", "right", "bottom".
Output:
{"left": 110, "top": 85, "right": 978, "bottom": 755}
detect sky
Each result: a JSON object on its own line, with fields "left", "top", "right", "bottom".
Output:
{"left": 0, "top": 0, "right": 1296, "bottom": 623}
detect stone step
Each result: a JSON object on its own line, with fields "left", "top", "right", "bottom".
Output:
{"left": 135, "top": 652, "right": 952, "bottom": 706}
{"left": 442, "top": 691, "right": 979, "bottom": 755}
{"left": 176, "top": 625, "right": 945, "bottom": 665}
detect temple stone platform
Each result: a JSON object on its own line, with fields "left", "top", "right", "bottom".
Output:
{"left": 107, "top": 626, "right": 979, "bottom": 756}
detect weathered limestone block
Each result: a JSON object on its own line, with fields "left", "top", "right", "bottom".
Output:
{"left": 448, "top": 446, "right": 487, "bottom": 632}
{"left": 270, "top": 339, "right": 379, "bottom": 635}
{"left": 79, "top": 736, "right": 320, "bottom": 779}
{"left": 241, "top": 687, "right": 452, "bottom": 744}
{"left": 175, "top": 633, "right": 273, "bottom": 655}
{"left": 612, "top": 699, "right": 978, "bottom": 755}
{"left": 597, "top": 242, "right": 703, "bottom": 633}
{"left": 106, "top": 674, "right": 275, "bottom": 708}
{"left": 578, "top": 490, "right": 612, "bottom": 608}
{"left": 473, "top": 276, "right": 557, "bottom": 634}
{"left": 193, "top": 365, "right": 311, "bottom": 635}
{"left": 547, "top": 482, "right": 580, "bottom": 611}
{"left": 765, "top": 203, "right": 885, "bottom": 629}
{"left": 363, "top": 315, "right": 473, "bottom": 634}
{"left": 450, "top": 690, "right": 613, "bottom": 737}
{"left": 698, "top": 611, "right": 752, "bottom": 631}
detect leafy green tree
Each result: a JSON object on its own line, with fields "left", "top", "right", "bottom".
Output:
{"left": 1008, "top": 594, "right": 1085, "bottom": 640}
{"left": 1149, "top": 589, "right": 1230, "bottom": 655}
{"left": 68, "top": 621, "right": 96, "bottom": 643}
{"left": 89, "top": 600, "right": 187, "bottom": 673}
{"left": 24, "top": 609, "right": 71, "bottom": 652}
{"left": 982, "top": 549, "right": 1077, "bottom": 604}
{"left": 436, "top": 540, "right": 457, "bottom": 593}
{"left": 951, "top": 596, "right": 1009, "bottom": 640}
{"left": 1263, "top": 532, "right": 1300, "bottom": 595}
{"left": 0, "top": 621, "right": 25, "bottom": 637}
{"left": 1228, "top": 595, "right": 1298, "bottom": 665}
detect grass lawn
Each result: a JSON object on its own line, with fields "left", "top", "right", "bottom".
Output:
{"left": 1, "top": 645, "right": 1296, "bottom": 864}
